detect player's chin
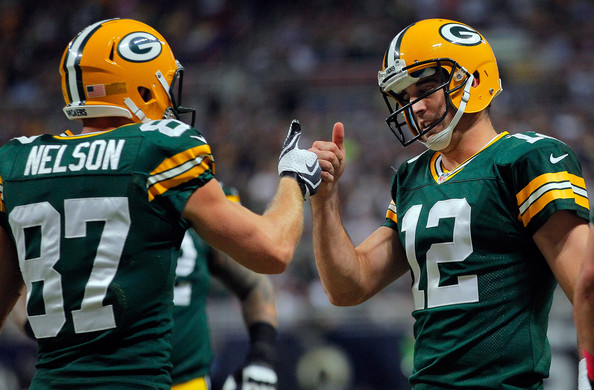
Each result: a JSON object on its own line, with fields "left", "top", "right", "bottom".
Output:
{"left": 421, "top": 126, "right": 443, "bottom": 142}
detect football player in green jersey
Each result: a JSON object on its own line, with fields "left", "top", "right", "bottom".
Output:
{"left": 8, "top": 186, "right": 279, "bottom": 390}
{"left": 575, "top": 212, "right": 594, "bottom": 388}
{"left": 8, "top": 185, "right": 279, "bottom": 390}
{"left": 309, "top": 18, "right": 590, "bottom": 389}
{"left": 0, "top": 18, "right": 319, "bottom": 389}
{"left": 172, "top": 186, "right": 278, "bottom": 390}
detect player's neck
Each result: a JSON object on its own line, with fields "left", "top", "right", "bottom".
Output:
{"left": 438, "top": 112, "right": 497, "bottom": 171}
{"left": 81, "top": 117, "right": 134, "bottom": 134}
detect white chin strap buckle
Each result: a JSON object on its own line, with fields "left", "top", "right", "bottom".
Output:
{"left": 124, "top": 98, "right": 148, "bottom": 123}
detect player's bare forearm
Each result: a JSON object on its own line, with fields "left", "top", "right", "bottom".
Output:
{"left": 575, "top": 226, "right": 594, "bottom": 355}
{"left": 240, "top": 277, "right": 277, "bottom": 327}
{"left": 311, "top": 193, "right": 365, "bottom": 306}
{"left": 210, "top": 250, "right": 278, "bottom": 327}
{"left": 186, "top": 178, "right": 303, "bottom": 274}
{"left": 575, "top": 276, "right": 594, "bottom": 355}
{"left": 312, "top": 193, "right": 408, "bottom": 306}
{"left": 220, "top": 177, "right": 304, "bottom": 274}
{"left": 259, "top": 176, "right": 305, "bottom": 262}
{"left": 310, "top": 121, "right": 376, "bottom": 305}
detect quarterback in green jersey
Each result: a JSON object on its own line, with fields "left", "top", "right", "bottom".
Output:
{"left": 171, "top": 187, "right": 278, "bottom": 390}
{"left": 309, "top": 18, "right": 589, "bottom": 389}
{"left": 0, "top": 19, "right": 320, "bottom": 389}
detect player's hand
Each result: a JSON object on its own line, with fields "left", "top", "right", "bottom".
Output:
{"left": 221, "top": 363, "right": 277, "bottom": 390}
{"left": 309, "top": 122, "right": 346, "bottom": 199}
{"left": 278, "top": 119, "right": 321, "bottom": 199}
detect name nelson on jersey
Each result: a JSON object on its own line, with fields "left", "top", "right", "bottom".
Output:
{"left": 24, "top": 139, "right": 125, "bottom": 176}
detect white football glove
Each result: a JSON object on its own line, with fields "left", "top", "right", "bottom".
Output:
{"left": 579, "top": 358, "right": 593, "bottom": 390}
{"left": 221, "top": 363, "right": 277, "bottom": 390}
{"left": 278, "top": 119, "right": 321, "bottom": 199}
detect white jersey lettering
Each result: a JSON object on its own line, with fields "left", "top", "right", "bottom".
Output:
{"left": 24, "top": 140, "right": 125, "bottom": 176}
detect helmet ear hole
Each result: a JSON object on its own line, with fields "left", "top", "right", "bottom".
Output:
{"left": 472, "top": 71, "right": 480, "bottom": 87}
{"left": 138, "top": 87, "right": 152, "bottom": 102}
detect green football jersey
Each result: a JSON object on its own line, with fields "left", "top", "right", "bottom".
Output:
{"left": 0, "top": 119, "right": 215, "bottom": 389}
{"left": 384, "top": 131, "right": 589, "bottom": 389}
{"left": 170, "top": 187, "right": 240, "bottom": 385}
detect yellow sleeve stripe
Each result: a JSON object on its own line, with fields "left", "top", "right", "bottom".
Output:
{"left": 150, "top": 144, "right": 212, "bottom": 175}
{"left": 385, "top": 200, "right": 397, "bottom": 223}
{"left": 517, "top": 171, "right": 589, "bottom": 226}
{"left": 147, "top": 145, "right": 214, "bottom": 202}
{"left": 517, "top": 171, "right": 586, "bottom": 207}
{"left": 148, "top": 156, "right": 214, "bottom": 201}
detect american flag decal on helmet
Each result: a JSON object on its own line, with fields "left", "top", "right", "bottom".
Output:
{"left": 86, "top": 84, "right": 106, "bottom": 98}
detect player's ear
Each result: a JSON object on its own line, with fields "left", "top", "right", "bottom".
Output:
{"left": 472, "top": 71, "right": 480, "bottom": 87}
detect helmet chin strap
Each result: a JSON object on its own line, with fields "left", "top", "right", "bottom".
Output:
{"left": 123, "top": 69, "right": 171, "bottom": 123}
{"left": 124, "top": 98, "right": 149, "bottom": 123}
{"left": 421, "top": 73, "right": 474, "bottom": 151}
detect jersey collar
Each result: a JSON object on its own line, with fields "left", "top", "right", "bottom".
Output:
{"left": 429, "top": 132, "right": 508, "bottom": 184}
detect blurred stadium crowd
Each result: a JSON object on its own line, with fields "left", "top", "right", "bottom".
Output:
{"left": 0, "top": 0, "right": 593, "bottom": 389}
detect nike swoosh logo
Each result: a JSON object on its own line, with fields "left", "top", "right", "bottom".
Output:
{"left": 191, "top": 135, "right": 207, "bottom": 143}
{"left": 299, "top": 159, "right": 321, "bottom": 186}
{"left": 305, "top": 160, "right": 318, "bottom": 174}
{"left": 549, "top": 153, "right": 568, "bottom": 164}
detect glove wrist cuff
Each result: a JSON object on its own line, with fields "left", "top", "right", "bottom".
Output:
{"left": 246, "top": 322, "right": 277, "bottom": 366}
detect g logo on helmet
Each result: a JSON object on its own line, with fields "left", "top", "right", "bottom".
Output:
{"left": 117, "top": 32, "right": 162, "bottom": 63}
{"left": 439, "top": 23, "right": 482, "bottom": 46}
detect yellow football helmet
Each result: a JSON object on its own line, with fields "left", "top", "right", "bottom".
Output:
{"left": 378, "top": 18, "right": 502, "bottom": 148}
{"left": 60, "top": 18, "right": 195, "bottom": 125}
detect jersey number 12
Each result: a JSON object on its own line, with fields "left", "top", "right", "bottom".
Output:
{"left": 401, "top": 198, "right": 479, "bottom": 310}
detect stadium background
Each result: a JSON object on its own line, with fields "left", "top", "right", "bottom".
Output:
{"left": 0, "top": 0, "right": 592, "bottom": 388}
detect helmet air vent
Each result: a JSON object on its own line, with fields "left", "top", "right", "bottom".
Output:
{"left": 138, "top": 87, "right": 152, "bottom": 103}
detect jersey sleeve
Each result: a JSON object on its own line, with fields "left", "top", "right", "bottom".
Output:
{"left": 383, "top": 171, "right": 400, "bottom": 230}
{"left": 510, "top": 133, "right": 589, "bottom": 234}
{"left": 142, "top": 120, "right": 215, "bottom": 224}
{"left": 383, "top": 200, "right": 398, "bottom": 230}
